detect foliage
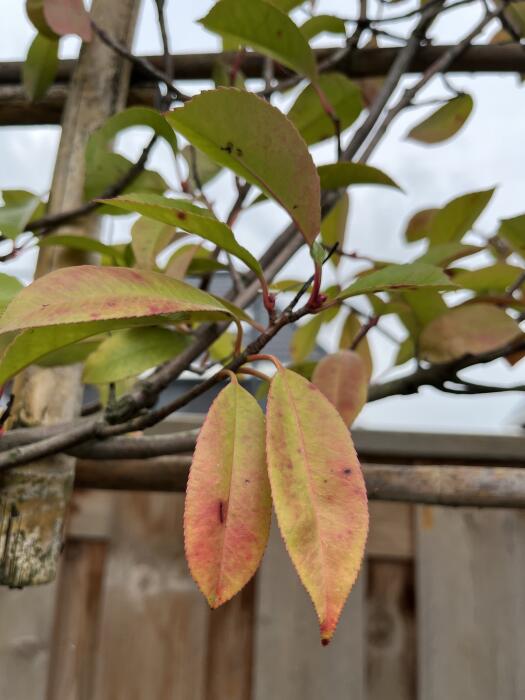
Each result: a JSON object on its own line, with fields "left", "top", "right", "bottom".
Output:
{"left": 2, "top": 0, "right": 524, "bottom": 642}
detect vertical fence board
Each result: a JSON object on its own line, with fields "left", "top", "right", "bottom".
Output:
{"left": 46, "top": 540, "right": 107, "bottom": 700}
{"left": 416, "top": 506, "right": 525, "bottom": 700}
{"left": 367, "top": 560, "right": 416, "bottom": 700}
{"left": 205, "top": 579, "right": 255, "bottom": 700}
{"left": 93, "top": 492, "right": 210, "bottom": 700}
{"left": 252, "top": 522, "right": 365, "bottom": 700}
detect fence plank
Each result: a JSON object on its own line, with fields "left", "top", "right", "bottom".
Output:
{"left": 46, "top": 540, "right": 107, "bottom": 700}
{"left": 253, "top": 522, "right": 365, "bottom": 700}
{"left": 93, "top": 492, "right": 210, "bottom": 700}
{"left": 367, "top": 560, "right": 416, "bottom": 700}
{"left": 416, "top": 506, "right": 525, "bottom": 700}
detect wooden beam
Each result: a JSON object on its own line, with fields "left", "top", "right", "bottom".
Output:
{"left": 74, "top": 458, "right": 525, "bottom": 508}
{"left": 1, "top": 45, "right": 525, "bottom": 126}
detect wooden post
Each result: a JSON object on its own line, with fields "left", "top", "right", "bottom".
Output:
{"left": 0, "top": 0, "right": 140, "bottom": 587}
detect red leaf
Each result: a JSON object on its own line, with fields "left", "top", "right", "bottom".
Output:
{"left": 184, "top": 380, "right": 271, "bottom": 607}
{"left": 44, "top": 0, "right": 92, "bottom": 41}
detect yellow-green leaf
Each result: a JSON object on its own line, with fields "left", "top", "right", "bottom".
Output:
{"left": 312, "top": 350, "right": 368, "bottom": 426}
{"left": 499, "top": 214, "right": 525, "bottom": 255}
{"left": 23, "top": 32, "right": 58, "bottom": 101}
{"left": 320, "top": 192, "right": 349, "bottom": 267}
{"left": 404, "top": 208, "right": 438, "bottom": 243}
{"left": 426, "top": 189, "right": 495, "bottom": 245}
{"left": 339, "top": 263, "right": 455, "bottom": 300}
{"left": 407, "top": 94, "right": 473, "bottom": 144}
{"left": 131, "top": 217, "right": 181, "bottom": 270}
{"left": 452, "top": 263, "right": 524, "bottom": 294}
{"left": 300, "top": 15, "right": 347, "bottom": 40}
{"left": 318, "top": 162, "right": 400, "bottom": 190}
{"left": 0, "top": 190, "right": 44, "bottom": 239}
{"left": 166, "top": 88, "right": 321, "bottom": 245}
{"left": 200, "top": 0, "right": 317, "bottom": 80}
{"left": 419, "top": 303, "right": 523, "bottom": 363}
{"left": 288, "top": 73, "right": 362, "bottom": 145}
{"left": 184, "top": 380, "right": 271, "bottom": 607}
{"left": 266, "top": 367, "right": 368, "bottom": 643}
{"left": 83, "top": 327, "right": 190, "bottom": 384}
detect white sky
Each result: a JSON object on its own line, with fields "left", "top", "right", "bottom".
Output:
{"left": 1, "top": 0, "right": 524, "bottom": 433}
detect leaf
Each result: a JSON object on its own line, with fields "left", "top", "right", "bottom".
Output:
{"left": 0, "top": 190, "right": 43, "bottom": 239}
{"left": 209, "top": 332, "right": 236, "bottom": 362}
{"left": 499, "top": 214, "right": 525, "bottom": 255}
{"left": 0, "top": 265, "right": 233, "bottom": 335}
{"left": 452, "top": 263, "right": 524, "bottom": 294}
{"left": 426, "top": 189, "right": 495, "bottom": 245}
{"left": 199, "top": 0, "right": 317, "bottom": 80}
{"left": 26, "top": 0, "right": 58, "bottom": 38}
{"left": 320, "top": 192, "right": 349, "bottom": 267}
{"left": 131, "top": 217, "right": 180, "bottom": 270}
{"left": 416, "top": 242, "right": 482, "bottom": 266}
{"left": 43, "top": 0, "right": 92, "bottom": 41}
{"left": 85, "top": 107, "right": 177, "bottom": 204}
{"left": 182, "top": 145, "right": 222, "bottom": 190}
{"left": 312, "top": 350, "right": 368, "bottom": 427}
{"left": 300, "top": 15, "right": 347, "bottom": 40}
{"left": 339, "top": 313, "right": 373, "bottom": 378}
{"left": 339, "top": 263, "right": 455, "bottom": 299}
{"left": 166, "top": 88, "right": 321, "bottom": 245}
{"left": 407, "top": 94, "right": 473, "bottom": 144}
{"left": 83, "top": 327, "right": 190, "bottom": 384}
{"left": 267, "top": 0, "right": 304, "bottom": 11}
{"left": 395, "top": 336, "right": 415, "bottom": 367}
{"left": 404, "top": 208, "right": 438, "bottom": 243}
{"left": 419, "top": 303, "right": 523, "bottom": 363}
{"left": 37, "top": 339, "right": 101, "bottom": 367}
{"left": 318, "top": 163, "right": 400, "bottom": 190}
{"left": 166, "top": 244, "right": 202, "bottom": 279}
{"left": 290, "top": 306, "right": 338, "bottom": 363}
{"left": 106, "top": 193, "right": 263, "bottom": 278}
{"left": 38, "top": 234, "right": 126, "bottom": 265}
{"left": 0, "top": 274, "right": 23, "bottom": 315}
{"left": 23, "top": 33, "right": 59, "bottom": 101}
{"left": 184, "top": 380, "right": 271, "bottom": 607}
{"left": 266, "top": 367, "right": 368, "bottom": 643}
{"left": 288, "top": 73, "right": 362, "bottom": 145}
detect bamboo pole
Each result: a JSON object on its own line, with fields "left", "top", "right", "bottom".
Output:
{"left": 0, "top": 0, "right": 141, "bottom": 587}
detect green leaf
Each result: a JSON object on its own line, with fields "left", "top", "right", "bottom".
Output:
{"left": 499, "top": 214, "right": 525, "bottom": 255}
{"left": 38, "top": 234, "right": 126, "bottom": 265}
{"left": 339, "top": 312, "right": 373, "bottom": 378}
{"left": 404, "top": 208, "right": 438, "bottom": 243}
{"left": 407, "top": 94, "right": 474, "bottom": 144}
{"left": 267, "top": 0, "right": 304, "bottom": 11}
{"left": 166, "top": 244, "right": 202, "bottom": 279}
{"left": 131, "top": 217, "right": 181, "bottom": 270}
{"left": 0, "top": 265, "right": 233, "bottom": 335}
{"left": 339, "top": 263, "right": 455, "bottom": 299}
{"left": 185, "top": 380, "right": 271, "bottom": 607}
{"left": 419, "top": 303, "right": 523, "bottom": 363}
{"left": 0, "top": 190, "right": 43, "bottom": 239}
{"left": 26, "top": 0, "right": 58, "bottom": 38}
{"left": 105, "top": 193, "right": 263, "bottom": 278}
{"left": 199, "top": 0, "right": 317, "bottom": 80}
{"left": 312, "top": 350, "right": 368, "bottom": 427}
{"left": 320, "top": 192, "right": 349, "bottom": 267}
{"left": 23, "top": 32, "right": 58, "bottom": 101}
{"left": 451, "top": 263, "right": 524, "bottom": 293}
{"left": 36, "top": 339, "right": 101, "bottom": 367}
{"left": 182, "top": 145, "right": 222, "bottom": 190}
{"left": 85, "top": 106, "right": 178, "bottom": 203}
{"left": 300, "top": 15, "right": 347, "bottom": 40}
{"left": 318, "top": 162, "right": 400, "bottom": 190}
{"left": 425, "top": 189, "right": 495, "bottom": 245}
{"left": 288, "top": 73, "right": 362, "bottom": 145}
{"left": 266, "top": 367, "right": 368, "bottom": 643}
{"left": 0, "top": 274, "right": 23, "bottom": 315}
{"left": 289, "top": 306, "right": 337, "bottom": 363}
{"left": 395, "top": 336, "right": 415, "bottom": 367}
{"left": 416, "top": 242, "right": 482, "bottom": 266}
{"left": 83, "top": 327, "right": 190, "bottom": 384}
{"left": 166, "top": 88, "right": 321, "bottom": 244}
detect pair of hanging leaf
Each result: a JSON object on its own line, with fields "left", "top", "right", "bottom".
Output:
{"left": 184, "top": 360, "right": 369, "bottom": 645}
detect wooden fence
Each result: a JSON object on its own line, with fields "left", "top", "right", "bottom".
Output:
{"left": 1, "top": 418, "right": 524, "bottom": 700}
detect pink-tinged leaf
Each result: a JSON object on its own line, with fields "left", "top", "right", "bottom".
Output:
{"left": 419, "top": 303, "right": 523, "bottom": 363}
{"left": 184, "top": 381, "right": 271, "bottom": 607}
{"left": 0, "top": 265, "right": 232, "bottom": 334}
{"left": 43, "top": 0, "right": 92, "bottom": 41}
{"left": 312, "top": 350, "right": 368, "bottom": 427}
{"left": 166, "top": 88, "right": 321, "bottom": 245}
{"left": 266, "top": 368, "right": 369, "bottom": 644}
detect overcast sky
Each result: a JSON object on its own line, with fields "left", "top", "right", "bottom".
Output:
{"left": 1, "top": 0, "right": 524, "bottom": 433}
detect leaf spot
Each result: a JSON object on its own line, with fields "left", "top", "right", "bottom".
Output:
{"left": 343, "top": 468, "right": 352, "bottom": 476}
{"left": 220, "top": 141, "right": 234, "bottom": 154}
